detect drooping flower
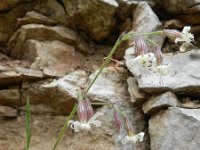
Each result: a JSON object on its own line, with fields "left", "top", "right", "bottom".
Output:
{"left": 134, "top": 36, "right": 148, "bottom": 57}
{"left": 133, "top": 53, "right": 157, "bottom": 72}
{"left": 153, "top": 65, "right": 169, "bottom": 85}
{"left": 121, "top": 116, "right": 145, "bottom": 144}
{"left": 68, "top": 99, "right": 103, "bottom": 132}
{"left": 164, "top": 29, "right": 182, "bottom": 42}
{"left": 121, "top": 132, "right": 145, "bottom": 145}
{"left": 175, "top": 26, "right": 194, "bottom": 44}
{"left": 153, "top": 45, "right": 163, "bottom": 65}
{"left": 164, "top": 26, "right": 194, "bottom": 52}
{"left": 114, "top": 109, "right": 123, "bottom": 132}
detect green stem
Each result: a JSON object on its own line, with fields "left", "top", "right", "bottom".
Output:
{"left": 123, "top": 30, "right": 164, "bottom": 41}
{"left": 85, "top": 36, "right": 122, "bottom": 95}
{"left": 25, "top": 96, "right": 31, "bottom": 150}
{"left": 52, "top": 104, "right": 77, "bottom": 150}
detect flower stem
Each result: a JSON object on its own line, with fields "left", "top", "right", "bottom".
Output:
{"left": 84, "top": 36, "right": 122, "bottom": 95}
{"left": 52, "top": 104, "right": 77, "bottom": 150}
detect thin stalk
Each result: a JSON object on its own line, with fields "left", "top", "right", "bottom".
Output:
{"left": 52, "top": 104, "right": 77, "bottom": 150}
{"left": 85, "top": 37, "right": 122, "bottom": 95}
{"left": 25, "top": 96, "right": 31, "bottom": 150}
{"left": 123, "top": 30, "right": 164, "bottom": 41}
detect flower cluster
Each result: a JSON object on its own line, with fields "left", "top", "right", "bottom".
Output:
{"left": 129, "top": 26, "right": 194, "bottom": 84}
{"left": 68, "top": 99, "right": 103, "bottom": 132}
{"left": 113, "top": 109, "right": 145, "bottom": 145}
{"left": 164, "top": 26, "right": 194, "bottom": 52}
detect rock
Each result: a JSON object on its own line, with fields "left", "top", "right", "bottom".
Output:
{"left": 125, "top": 2, "right": 165, "bottom": 78}
{"left": 132, "top": 50, "right": 200, "bottom": 94}
{"left": 163, "top": 19, "right": 185, "bottom": 29}
{"left": 0, "top": 89, "right": 20, "bottom": 107}
{"left": 0, "top": 64, "right": 43, "bottom": 87}
{"left": 153, "top": 0, "right": 200, "bottom": 24}
{"left": 33, "top": 0, "right": 67, "bottom": 25}
{"left": 131, "top": 2, "right": 164, "bottom": 46}
{"left": 87, "top": 66, "right": 148, "bottom": 150}
{"left": 0, "top": 115, "right": 120, "bottom": 150}
{"left": 178, "top": 98, "right": 200, "bottom": 109}
{"left": 142, "top": 91, "right": 179, "bottom": 115}
{"left": 0, "top": 0, "right": 31, "bottom": 12}
{"left": 127, "top": 77, "right": 146, "bottom": 105}
{"left": 62, "top": 0, "right": 118, "bottom": 41}
{"left": 8, "top": 24, "right": 90, "bottom": 56}
{"left": 0, "top": 106, "right": 18, "bottom": 117}
{"left": 21, "top": 70, "right": 87, "bottom": 115}
{"left": 19, "top": 39, "right": 86, "bottom": 77}
{"left": 87, "top": 67, "right": 129, "bottom": 104}
{"left": 149, "top": 107, "right": 200, "bottom": 150}
{"left": 0, "top": 2, "right": 32, "bottom": 43}
{"left": 17, "top": 11, "right": 57, "bottom": 26}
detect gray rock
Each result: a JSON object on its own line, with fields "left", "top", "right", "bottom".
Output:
{"left": 132, "top": 2, "right": 164, "bottom": 46}
{"left": 20, "top": 39, "right": 86, "bottom": 77}
{"left": 0, "top": 89, "right": 20, "bottom": 107}
{"left": 127, "top": 77, "right": 146, "bottom": 105}
{"left": 33, "top": 0, "right": 67, "bottom": 25}
{"left": 149, "top": 107, "right": 200, "bottom": 150}
{"left": 0, "top": 115, "right": 119, "bottom": 150}
{"left": 21, "top": 70, "right": 88, "bottom": 115}
{"left": 87, "top": 67, "right": 129, "bottom": 105}
{"left": 0, "top": 106, "right": 18, "bottom": 117}
{"left": 142, "top": 91, "right": 179, "bottom": 115}
{"left": 62, "top": 0, "right": 118, "bottom": 41}
{"left": 17, "top": 11, "right": 57, "bottom": 26}
{"left": 135, "top": 50, "right": 200, "bottom": 94}
{"left": 8, "top": 24, "right": 90, "bottom": 57}
{"left": 153, "top": 0, "right": 200, "bottom": 24}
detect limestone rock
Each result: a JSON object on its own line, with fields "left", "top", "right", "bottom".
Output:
{"left": 0, "top": 0, "right": 31, "bottom": 12}
{"left": 0, "top": 62, "right": 43, "bottom": 87}
{"left": 21, "top": 70, "right": 87, "bottom": 115}
{"left": 33, "top": 0, "right": 67, "bottom": 25}
{"left": 127, "top": 77, "right": 146, "bottom": 105}
{"left": 142, "top": 91, "right": 179, "bottom": 115}
{"left": 8, "top": 24, "right": 90, "bottom": 56}
{"left": 153, "top": 0, "right": 200, "bottom": 24}
{"left": 126, "top": 50, "right": 200, "bottom": 94}
{"left": 17, "top": 11, "right": 57, "bottom": 26}
{"left": 149, "top": 107, "right": 200, "bottom": 150}
{"left": 62, "top": 0, "right": 118, "bottom": 41}
{"left": 0, "top": 89, "right": 20, "bottom": 107}
{"left": 0, "top": 115, "right": 118, "bottom": 150}
{"left": 0, "top": 106, "right": 18, "bottom": 117}
{"left": 131, "top": 2, "right": 164, "bottom": 46}
{"left": 20, "top": 39, "right": 86, "bottom": 77}
{"left": 87, "top": 67, "right": 129, "bottom": 104}
{"left": 0, "top": 2, "right": 32, "bottom": 44}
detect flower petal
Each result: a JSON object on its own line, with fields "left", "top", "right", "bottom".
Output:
{"left": 87, "top": 112, "right": 103, "bottom": 124}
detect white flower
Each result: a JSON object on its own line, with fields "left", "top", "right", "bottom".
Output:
{"left": 153, "top": 65, "right": 169, "bottom": 85}
{"left": 175, "top": 26, "right": 194, "bottom": 52}
{"left": 153, "top": 65, "right": 169, "bottom": 76}
{"left": 133, "top": 53, "right": 157, "bottom": 68}
{"left": 175, "top": 26, "right": 194, "bottom": 44}
{"left": 121, "top": 132, "right": 145, "bottom": 145}
{"left": 68, "top": 112, "right": 103, "bottom": 132}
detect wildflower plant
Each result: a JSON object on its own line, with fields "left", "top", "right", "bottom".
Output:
{"left": 53, "top": 26, "right": 194, "bottom": 149}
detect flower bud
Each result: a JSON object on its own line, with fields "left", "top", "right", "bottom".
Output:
{"left": 124, "top": 116, "right": 134, "bottom": 136}
{"left": 114, "top": 109, "right": 123, "bottom": 132}
{"left": 77, "top": 100, "right": 87, "bottom": 123}
{"left": 163, "top": 29, "right": 182, "bottom": 42}
{"left": 85, "top": 99, "right": 94, "bottom": 120}
{"left": 134, "top": 36, "right": 148, "bottom": 57}
{"left": 153, "top": 45, "right": 163, "bottom": 65}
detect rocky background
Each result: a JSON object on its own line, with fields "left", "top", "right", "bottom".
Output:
{"left": 0, "top": 0, "right": 200, "bottom": 150}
